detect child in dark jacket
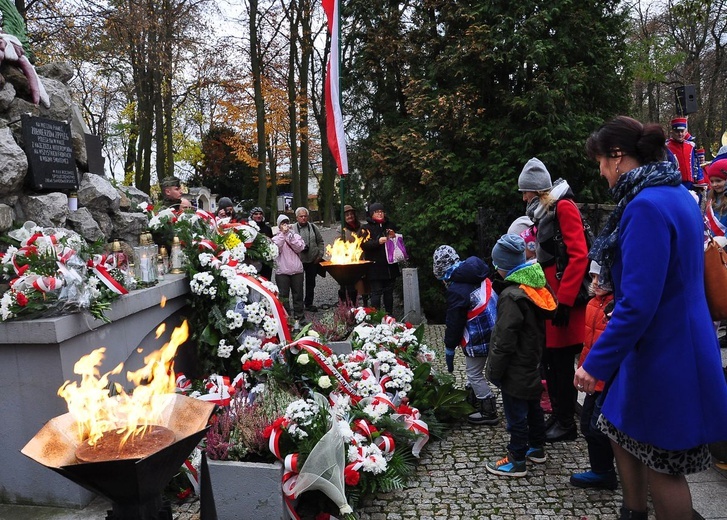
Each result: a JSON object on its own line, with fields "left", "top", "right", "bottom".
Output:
{"left": 570, "top": 261, "right": 618, "bottom": 490}
{"left": 485, "top": 234, "right": 557, "bottom": 477}
{"left": 433, "top": 245, "right": 499, "bottom": 425}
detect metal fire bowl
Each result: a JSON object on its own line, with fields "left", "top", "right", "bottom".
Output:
{"left": 54, "top": 428, "right": 207, "bottom": 512}
{"left": 320, "top": 260, "right": 371, "bottom": 286}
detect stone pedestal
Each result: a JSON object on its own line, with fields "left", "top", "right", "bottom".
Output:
{"left": 202, "top": 458, "right": 288, "bottom": 520}
{"left": 0, "top": 274, "right": 190, "bottom": 508}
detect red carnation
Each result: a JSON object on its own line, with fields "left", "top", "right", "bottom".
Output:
{"left": 344, "top": 467, "right": 360, "bottom": 486}
{"left": 15, "top": 293, "right": 28, "bottom": 307}
{"left": 263, "top": 358, "right": 273, "bottom": 368}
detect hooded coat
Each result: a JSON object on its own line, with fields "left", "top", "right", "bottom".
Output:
{"left": 486, "top": 262, "right": 557, "bottom": 400}
{"left": 443, "top": 256, "right": 497, "bottom": 357}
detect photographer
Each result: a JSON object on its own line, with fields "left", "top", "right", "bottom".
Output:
{"left": 272, "top": 215, "right": 306, "bottom": 323}
{"left": 216, "top": 197, "right": 237, "bottom": 222}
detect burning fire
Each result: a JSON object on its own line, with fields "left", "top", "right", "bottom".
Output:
{"left": 58, "top": 320, "right": 188, "bottom": 447}
{"left": 326, "top": 233, "right": 367, "bottom": 264}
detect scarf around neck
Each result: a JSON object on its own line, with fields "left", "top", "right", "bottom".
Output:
{"left": 589, "top": 161, "right": 681, "bottom": 288}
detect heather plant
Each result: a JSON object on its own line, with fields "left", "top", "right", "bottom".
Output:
{"left": 205, "top": 380, "right": 299, "bottom": 462}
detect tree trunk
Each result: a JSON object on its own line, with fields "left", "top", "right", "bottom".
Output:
{"left": 250, "top": 0, "right": 267, "bottom": 208}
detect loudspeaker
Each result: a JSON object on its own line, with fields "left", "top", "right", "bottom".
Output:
{"left": 675, "top": 85, "right": 697, "bottom": 115}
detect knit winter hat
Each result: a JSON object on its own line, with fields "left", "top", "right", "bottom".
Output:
{"left": 277, "top": 214, "right": 290, "bottom": 227}
{"left": 250, "top": 206, "right": 264, "bottom": 217}
{"left": 507, "top": 216, "right": 534, "bottom": 235}
{"left": 218, "top": 197, "right": 234, "bottom": 210}
{"left": 369, "top": 202, "right": 384, "bottom": 216}
{"left": 706, "top": 158, "right": 727, "bottom": 181}
{"left": 517, "top": 158, "right": 553, "bottom": 192}
{"left": 491, "top": 234, "right": 526, "bottom": 272}
{"left": 432, "top": 245, "right": 460, "bottom": 280}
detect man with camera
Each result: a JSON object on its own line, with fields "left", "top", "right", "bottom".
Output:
{"left": 216, "top": 197, "right": 237, "bottom": 221}
{"left": 292, "top": 207, "right": 325, "bottom": 312}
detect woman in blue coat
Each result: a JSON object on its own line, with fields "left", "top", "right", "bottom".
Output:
{"left": 575, "top": 116, "right": 727, "bottom": 520}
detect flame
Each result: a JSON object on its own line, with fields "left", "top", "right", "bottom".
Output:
{"left": 326, "top": 234, "right": 367, "bottom": 264}
{"left": 58, "top": 320, "right": 189, "bottom": 447}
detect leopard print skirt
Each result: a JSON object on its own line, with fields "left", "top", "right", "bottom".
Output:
{"left": 598, "top": 415, "right": 711, "bottom": 475}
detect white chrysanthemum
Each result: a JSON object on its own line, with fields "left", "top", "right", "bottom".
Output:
{"left": 226, "top": 310, "right": 245, "bottom": 329}
{"left": 265, "top": 248, "right": 278, "bottom": 262}
{"left": 262, "top": 316, "right": 278, "bottom": 336}
{"left": 1, "top": 246, "right": 17, "bottom": 264}
{"left": 244, "top": 302, "right": 265, "bottom": 324}
{"left": 356, "top": 377, "right": 382, "bottom": 397}
{"left": 218, "top": 265, "right": 236, "bottom": 279}
{"left": 0, "top": 292, "right": 15, "bottom": 320}
{"left": 229, "top": 243, "right": 246, "bottom": 262}
{"left": 337, "top": 420, "right": 354, "bottom": 442}
{"left": 228, "top": 277, "right": 249, "bottom": 298}
{"left": 86, "top": 276, "right": 102, "bottom": 298}
{"left": 198, "top": 252, "right": 214, "bottom": 267}
{"left": 190, "top": 272, "right": 215, "bottom": 295}
{"left": 241, "top": 336, "right": 262, "bottom": 351}
{"left": 354, "top": 308, "right": 369, "bottom": 323}
{"left": 361, "top": 444, "right": 387, "bottom": 474}
{"left": 261, "top": 280, "right": 279, "bottom": 294}
{"left": 363, "top": 402, "right": 390, "bottom": 422}
{"left": 217, "top": 339, "right": 233, "bottom": 358}
{"left": 237, "top": 263, "right": 258, "bottom": 276}
{"left": 347, "top": 444, "right": 362, "bottom": 463}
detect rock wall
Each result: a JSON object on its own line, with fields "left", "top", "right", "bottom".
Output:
{"left": 0, "top": 61, "right": 151, "bottom": 246}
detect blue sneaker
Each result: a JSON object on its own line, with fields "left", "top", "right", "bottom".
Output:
{"left": 570, "top": 470, "right": 618, "bottom": 490}
{"left": 486, "top": 454, "right": 527, "bottom": 477}
{"left": 526, "top": 446, "right": 546, "bottom": 464}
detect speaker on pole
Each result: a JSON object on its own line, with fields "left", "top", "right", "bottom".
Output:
{"left": 675, "top": 85, "right": 697, "bottom": 115}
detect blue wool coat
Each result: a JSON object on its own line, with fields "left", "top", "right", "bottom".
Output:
{"left": 583, "top": 184, "right": 727, "bottom": 450}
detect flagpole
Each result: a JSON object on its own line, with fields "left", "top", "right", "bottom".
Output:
{"left": 337, "top": 0, "right": 345, "bottom": 238}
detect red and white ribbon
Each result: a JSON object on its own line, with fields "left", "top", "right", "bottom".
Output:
{"left": 282, "top": 338, "right": 361, "bottom": 402}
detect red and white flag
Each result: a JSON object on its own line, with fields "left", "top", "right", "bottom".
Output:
{"left": 322, "top": 0, "right": 348, "bottom": 176}
{"left": 706, "top": 200, "right": 726, "bottom": 237}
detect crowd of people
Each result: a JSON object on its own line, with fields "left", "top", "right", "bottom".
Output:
{"left": 154, "top": 113, "right": 727, "bottom": 519}
{"left": 434, "top": 115, "right": 727, "bottom": 520}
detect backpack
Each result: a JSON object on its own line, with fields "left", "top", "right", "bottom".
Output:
{"left": 460, "top": 278, "right": 498, "bottom": 357}
{"left": 553, "top": 200, "right": 594, "bottom": 307}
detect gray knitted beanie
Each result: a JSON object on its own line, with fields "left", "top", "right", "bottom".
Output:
{"left": 517, "top": 158, "right": 553, "bottom": 192}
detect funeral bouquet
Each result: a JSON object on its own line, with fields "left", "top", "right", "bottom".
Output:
{"left": 0, "top": 222, "right": 129, "bottom": 322}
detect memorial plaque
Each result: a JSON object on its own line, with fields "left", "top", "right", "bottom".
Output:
{"left": 21, "top": 115, "right": 78, "bottom": 191}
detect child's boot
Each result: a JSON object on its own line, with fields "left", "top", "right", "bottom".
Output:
{"left": 486, "top": 452, "right": 527, "bottom": 477}
{"left": 468, "top": 395, "right": 499, "bottom": 425}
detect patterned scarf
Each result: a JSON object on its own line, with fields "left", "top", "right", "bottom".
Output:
{"left": 589, "top": 161, "right": 681, "bottom": 288}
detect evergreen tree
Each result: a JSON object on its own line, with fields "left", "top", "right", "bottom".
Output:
{"left": 346, "top": 0, "right": 632, "bottom": 318}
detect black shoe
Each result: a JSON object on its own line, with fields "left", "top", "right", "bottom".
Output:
{"left": 305, "top": 305, "right": 318, "bottom": 312}
{"left": 544, "top": 421, "right": 578, "bottom": 443}
{"left": 544, "top": 415, "right": 558, "bottom": 430}
{"left": 467, "top": 396, "right": 499, "bottom": 426}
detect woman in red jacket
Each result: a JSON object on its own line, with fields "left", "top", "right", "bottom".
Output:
{"left": 518, "top": 157, "right": 589, "bottom": 442}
